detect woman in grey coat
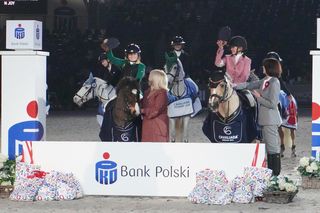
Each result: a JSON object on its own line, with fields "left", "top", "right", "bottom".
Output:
{"left": 235, "top": 58, "right": 282, "bottom": 176}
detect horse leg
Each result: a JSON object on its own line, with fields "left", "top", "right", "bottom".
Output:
{"left": 175, "top": 118, "right": 182, "bottom": 142}
{"left": 169, "top": 118, "right": 176, "bottom": 142}
{"left": 182, "top": 116, "right": 190, "bottom": 143}
{"left": 278, "top": 127, "right": 285, "bottom": 157}
{"left": 291, "top": 129, "right": 296, "bottom": 157}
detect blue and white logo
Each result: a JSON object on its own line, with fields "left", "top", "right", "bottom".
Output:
{"left": 95, "top": 152, "right": 117, "bottom": 185}
{"left": 36, "top": 25, "right": 40, "bottom": 40}
{"left": 14, "top": 24, "right": 25, "bottom": 39}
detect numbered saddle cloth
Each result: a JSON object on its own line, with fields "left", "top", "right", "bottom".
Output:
{"left": 203, "top": 108, "right": 253, "bottom": 143}
{"left": 111, "top": 121, "right": 139, "bottom": 142}
{"left": 99, "top": 99, "right": 141, "bottom": 142}
{"left": 168, "top": 98, "right": 194, "bottom": 118}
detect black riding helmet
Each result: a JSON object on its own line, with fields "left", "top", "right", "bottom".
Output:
{"left": 266, "top": 51, "right": 282, "bottom": 62}
{"left": 229, "top": 36, "right": 247, "bottom": 51}
{"left": 171, "top": 36, "right": 186, "bottom": 45}
{"left": 125, "top": 43, "right": 141, "bottom": 55}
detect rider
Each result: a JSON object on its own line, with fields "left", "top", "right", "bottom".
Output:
{"left": 215, "top": 35, "right": 251, "bottom": 84}
{"left": 97, "top": 52, "right": 122, "bottom": 87}
{"left": 101, "top": 42, "right": 146, "bottom": 84}
{"left": 169, "top": 36, "right": 192, "bottom": 78}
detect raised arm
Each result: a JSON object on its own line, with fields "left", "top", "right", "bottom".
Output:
{"left": 106, "top": 50, "right": 126, "bottom": 69}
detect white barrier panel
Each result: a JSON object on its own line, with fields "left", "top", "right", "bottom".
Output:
{"left": 0, "top": 51, "right": 48, "bottom": 159}
{"left": 33, "top": 142, "right": 265, "bottom": 197}
{"left": 317, "top": 18, "right": 320, "bottom": 49}
{"left": 310, "top": 50, "right": 320, "bottom": 160}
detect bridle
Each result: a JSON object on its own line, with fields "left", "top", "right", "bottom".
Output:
{"left": 209, "top": 78, "right": 234, "bottom": 104}
{"left": 74, "top": 81, "right": 96, "bottom": 104}
{"left": 166, "top": 63, "right": 185, "bottom": 97}
{"left": 115, "top": 89, "right": 140, "bottom": 123}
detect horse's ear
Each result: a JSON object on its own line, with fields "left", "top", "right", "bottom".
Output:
{"left": 89, "top": 72, "right": 94, "bottom": 81}
{"left": 225, "top": 73, "right": 232, "bottom": 82}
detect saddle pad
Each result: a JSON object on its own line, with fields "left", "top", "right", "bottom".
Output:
{"left": 111, "top": 122, "right": 138, "bottom": 142}
{"left": 168, "top": 98, "right": 194, "bottom": 118}
{"left": 213, "top": 120, "right": 243, "bottom": 143}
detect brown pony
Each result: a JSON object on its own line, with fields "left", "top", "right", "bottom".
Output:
{"left": 99, "top": 77, "right": 142, "bottom": 142}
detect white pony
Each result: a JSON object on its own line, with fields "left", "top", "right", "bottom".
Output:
{"left": 73, "top": 73, "right": 116, "bottom": 125}
{"left": 164, "top": 53, "right": 201, "bottom": 142}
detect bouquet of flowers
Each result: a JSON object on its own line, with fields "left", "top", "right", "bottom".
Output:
{"left": 263, "top": 176, "right": 298, "bottom": 204}
{"left": 297, "top": 157, "right": 320, "bottom": 178}
{"left": 266, "top": 176, "right": 298, "bottom": 193}
{"left": 0, "top": 154, "right": 16, "bottom": 186}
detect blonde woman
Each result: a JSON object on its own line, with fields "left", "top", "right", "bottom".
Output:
{"left": 141, "top": 69, "right": 169, "bottom": 142}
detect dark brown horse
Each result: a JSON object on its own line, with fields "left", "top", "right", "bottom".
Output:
{"left": 99, "top": 77, "right": 142, "bottom": 142}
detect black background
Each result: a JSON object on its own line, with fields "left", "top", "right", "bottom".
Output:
{"left": 0, "top": 0, "right": 47, "bottom": 14}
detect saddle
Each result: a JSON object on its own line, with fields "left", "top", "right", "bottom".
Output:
{"left": 236, "top": 90, "right": 256, "bottom": 108}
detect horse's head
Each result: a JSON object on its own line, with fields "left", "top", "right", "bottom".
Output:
{"left": 73, "top": 73, "right": 98, "bottom": 107}
{"left": 113, "top": 77, "right": 141, "bottom": 126}
{"left": 208, "top": 71, "right": 233, "bottom": 112}
{"left": 164, "top": 52, "right": 185, "bottom": 87}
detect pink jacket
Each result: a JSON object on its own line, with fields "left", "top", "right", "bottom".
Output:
{"left": 215, "top": 48, "right": 251, "bottom": 84}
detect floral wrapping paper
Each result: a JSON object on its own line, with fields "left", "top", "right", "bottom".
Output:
{"left": 10, "top": 162, "right": 83, "bottom": 201}
{"left": 36, "top": 171, "right": 83, "bottom": 201}
{"left": 243, "top": 167, "right": 273, "bottom": 197}
{"left": 188, "top": 169, "right": 233, "bottom": 205}
{"left": 231, "top": 176, "right": 255, "bottom": 203}
{"left": 10, "top": 162, "right": 43, "bottom": 201}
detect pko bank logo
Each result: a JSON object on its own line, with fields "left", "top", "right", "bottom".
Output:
{"left": 14, "top": 24, "right": 25, "bottom": 39}
{"left": 95, "top": 152, "right": 117, "bottom": 185}
{"left": 36, "top": 25, "right": 40, "bottom": 40}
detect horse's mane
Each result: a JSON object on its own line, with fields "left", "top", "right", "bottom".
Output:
{"left": 112, "top": 77, "right": 140, "bottom": 127}
{"left": 116, "top": 76, "right": 140, "bottom": 95}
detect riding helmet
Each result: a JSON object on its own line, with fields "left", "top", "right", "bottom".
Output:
{"left": 266, "top": 51, "right": 282, "bottom": 62}
{"left": 125, "top": 43, "right": 141, "bottom": 54}
{"left": 171, "top": 36, "right": 186, "bottom": 45}
{"left": 229, "top": 36, "right": 247, "bottom": 51}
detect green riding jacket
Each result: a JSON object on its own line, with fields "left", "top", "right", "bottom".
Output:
{"left": 106, "top": 50, "right": 145, "bottom": 82}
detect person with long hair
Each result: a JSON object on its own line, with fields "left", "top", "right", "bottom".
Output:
{"left": 141, "top": 69, "right": 169, "bottom": 142}
{"left": 101, "top": 42, "right": 145, "bottom": 84}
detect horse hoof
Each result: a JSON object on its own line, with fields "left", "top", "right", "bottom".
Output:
{"left": 183, "top": 140, "right": 188, "bottom": 143}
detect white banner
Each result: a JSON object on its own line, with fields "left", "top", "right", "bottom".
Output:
{"left": 33, "top": 142, "right": 265, "bottom": 197}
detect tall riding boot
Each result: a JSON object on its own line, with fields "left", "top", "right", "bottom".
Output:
{"left": 280, "top": 144, "right": 285, "bottom": 158}
{"left": 267, "top": 154, "right": 281, "bottom": 176}
{"left": 291, "top": 145, "right": 297, "bottom": 158}
{"left": 272, "top": 154, "right": 281, "bottom": 176}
